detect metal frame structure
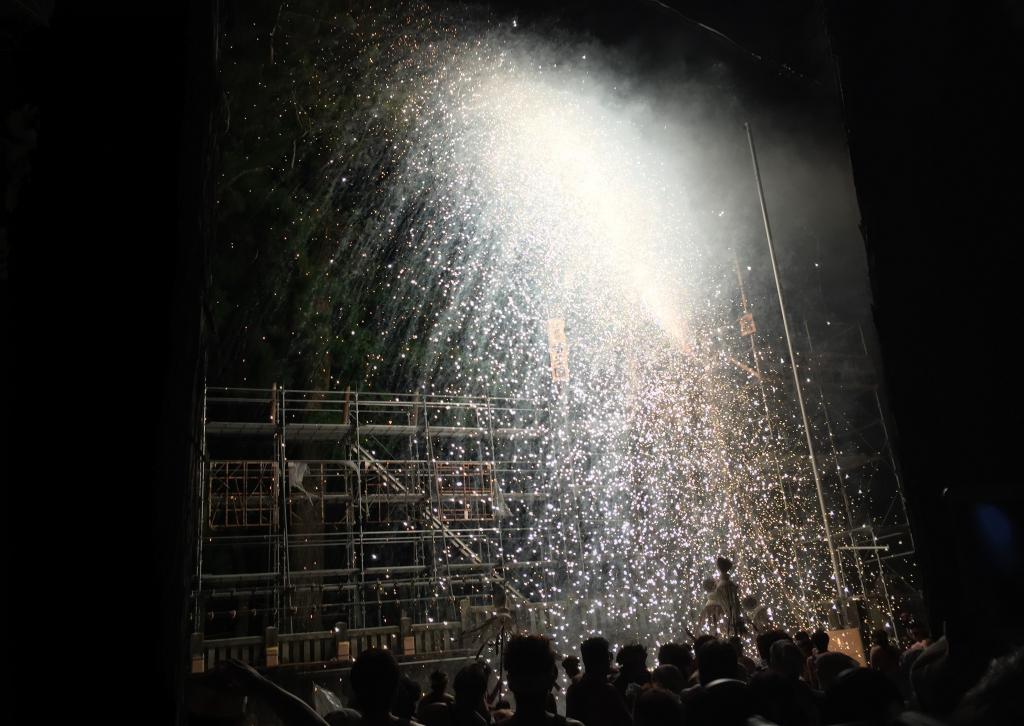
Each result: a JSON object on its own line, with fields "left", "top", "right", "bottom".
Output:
{"left": 192, "top": 387, "right": 563, "bottom": 663}
{"left": 797, "top": 319, "right": 922, "bottom": 643}
{"left": 744, "top": 123, "right": 920, "bottom": 641}
{"left": 189, "top": 341, "right": 920, "bottom": 669}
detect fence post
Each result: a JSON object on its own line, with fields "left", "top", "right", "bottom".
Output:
{"left": 400, "top": 616, "right": 414, "bottom": 656}
{"left": 190, "top": 632, "right": 205, "bottom": 673}
{"left": 334, "top": 621, "right": 350, "bottom": 662}
{"left": 265, "top": 626, "right": 279, "bottom": 667}
{"left": 449, "top": 621, "right": 460, "bottom": 653}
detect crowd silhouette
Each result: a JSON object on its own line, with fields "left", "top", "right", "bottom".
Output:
{"left": 196, "top": 622, "right": 1022, "bottom": 726}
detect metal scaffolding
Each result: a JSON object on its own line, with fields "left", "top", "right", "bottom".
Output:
{"left": 798, "top": 320, "right": 922, "bottom": 642}
{"left": 189, "top": 326, "right": 921, "bottom": 671}
{"left": 192, "top": 387, "right": 563, "bottom": 649}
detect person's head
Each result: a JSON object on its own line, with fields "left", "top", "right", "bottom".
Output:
{"left": 453, "top": 662, "right": 488, "bottom": 712}
{"left": 651, "top": 664, "right": 686, "bottom": 694}
{"left": 950, "top": 647, "right": 1024, "bottom": 726}
{"left": 748, "top": 671, "right": 801, "bottom": 726}
{"left": 815, "top": 651, "right": 859, "bottom": 692}
{"left": 769, "top": 639, "right": 806, "bottom": 681}
{"left": 693, "top": 634, "right": 717, "bottom": 656}
{"left": 618, "top": 643, "right": 648, "bottom": 675}
{"left": 756, "top": 630, "right": 791, "bottom": 664}
{"left": 634, "top": 687, "right": 684, "bottom": 726}
{"left": 504, "top": 635, "right": 558, "bottom": 706}
{"left": 581, "top": 636, "right": 613, "bottom": 675}
{"left": 697, "top": 639, "right": 738, "bottom": 686}
{"left": 562, "top": 655, "right": 581, "bottom": 678}
{"left": 793, "top": 631, "right": 813, "bottom": 659}
{"left": 658, "top": 642, "right": 694, "bottom": 676}
{"left": 351, "top": 648, "right": 401, "bottom": 715}
{"left": 824, "top": 667, "right": 903, "bottom": 725}
{"left": 871, "top": 629, "right": 891, "bottom": 647}
{"left": 429, "top": 670, "right": 449, "bottom": 694}
{"left": 810, "top": 628, "right": 830, "bottom": 654}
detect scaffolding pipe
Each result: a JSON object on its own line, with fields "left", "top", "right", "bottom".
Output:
{"left": 194, "top": 379, "right": 209, "bottom": 626}
{"left": 745, "top": 123, "right": 846, "bottom": 620}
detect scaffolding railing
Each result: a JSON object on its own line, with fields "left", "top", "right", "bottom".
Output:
{"left": 798, "top": 320, "right": 922, "bottom": 642}
{"left": 192, "top": 387, "right": 562, "bottom": 670}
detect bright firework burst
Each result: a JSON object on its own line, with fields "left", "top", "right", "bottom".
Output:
{"left": 217, "top": 1, "right": 839, "bottom": 652}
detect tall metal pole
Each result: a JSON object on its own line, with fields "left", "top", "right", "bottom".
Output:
{"left": 745, "top": 123, "right": 846, "bottom": 620}
{"left": 194, "top": 381, "right": 209, "bottom": 627}
{"left": 279, "top": 387, "right": 292, "bottom": 633}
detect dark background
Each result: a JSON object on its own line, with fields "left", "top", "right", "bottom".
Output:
{"left": 7, "top": 1, "right": 1020, "bottom": 722}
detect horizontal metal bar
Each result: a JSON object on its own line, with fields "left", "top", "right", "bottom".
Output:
{"left": 197, "top": 576, "right": 504, "bottom": 598}
{"left": 200, "top": 572, "right": 278, "bottom": 583}
{"left": 877, "top": 548, "right": 916, "bottom": 561}
{"left": 279, "top": 631, "right": 335, "bottom": 642}
{"left": 290, "top": 568, "right": 360, "bottom": 579}
{"left": 198, "top": 636, "right": 263, "bottom": 647}
{"left": 206, "top": 421, "right": 543, "bottom": 440}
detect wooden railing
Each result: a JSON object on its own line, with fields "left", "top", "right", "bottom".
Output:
{"left": 191, "top": 599, "right": 558, "bottom": 672}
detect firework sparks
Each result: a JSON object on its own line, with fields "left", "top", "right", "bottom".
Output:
{"left": 219, "top": 2, "right": 840, "bottom": 650}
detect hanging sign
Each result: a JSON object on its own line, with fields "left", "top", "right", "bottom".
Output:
{"left": 546, "top": 318, "right": 570, "bottom": 382}
{"left": 739, "top": 312, "right": 756, "bottom": 337}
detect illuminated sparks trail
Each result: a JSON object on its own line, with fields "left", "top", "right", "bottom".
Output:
{"left": 224, "top": 2, "right": 839, "bottom": 651}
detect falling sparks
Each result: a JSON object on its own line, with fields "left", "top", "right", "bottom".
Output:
{"left": 217, "top": 2, "right": 847, "bottom": 650}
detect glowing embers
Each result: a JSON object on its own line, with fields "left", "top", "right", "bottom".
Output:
{"left": 282, "top": 16, "right": 830, "bottom": 644}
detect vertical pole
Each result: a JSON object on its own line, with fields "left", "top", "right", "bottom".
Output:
{"left": 556, "top": 380, "right": 587, "bottom": 609}
{"left": 484, "top": 395, "right": 507, "bottom": 584}
{"left": 279, "top": 387, "right": 292, "bottom": 633}
{"left": 265, "top": 626, "right": 280, "bottom": 667}
{"left": 190, "top": 632, "right": 205, "bottom": 673}
{"left": 423, "top": 393, "right": 454, "bottom": 618}
{"left": 745, "top": 123, "right": 846, "bottom": 620}
{"left": 407, "top": 394, "right": 422, "bottom": 623}
{"left": 270, "top": 384, "right": 280, "bottom": 630}
{"left": 194, "top": 382, "right": 209, "bottom": 627}
{"left": 334, "top": 621, "right": 351, "bottom": 661}
{"left": 354, "top": 392, "right": 366, "bottom": 628}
